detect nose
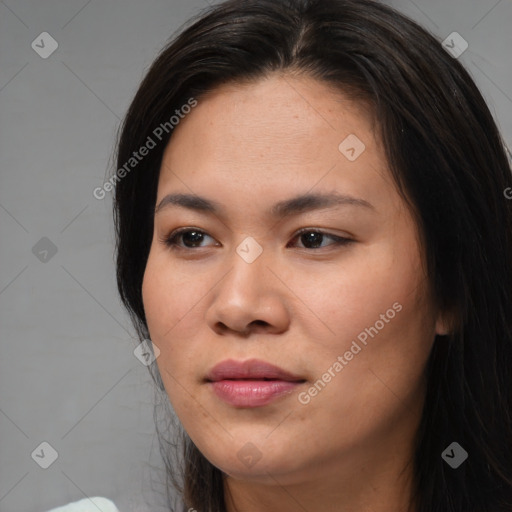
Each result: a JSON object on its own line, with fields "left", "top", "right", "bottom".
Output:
{"left": 205, "top": 247, "right": 290, "bottom": 336}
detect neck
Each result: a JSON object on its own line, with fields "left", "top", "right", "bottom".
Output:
{"left": 224, "top": 456, "right": 416, "bottom": 512}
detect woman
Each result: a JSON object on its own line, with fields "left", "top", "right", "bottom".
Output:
{"left": 112, "top": 0, "right": 512, "bottom": 510}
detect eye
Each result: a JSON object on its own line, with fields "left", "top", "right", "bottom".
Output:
{"left": 288, "top": 228, "right": 353, "bottom": 250}
{"left": 160, "top": 227, "right": 217, "bottom": 250}
{"left": 160, "top": 227, "right": 353, "bottom": 252}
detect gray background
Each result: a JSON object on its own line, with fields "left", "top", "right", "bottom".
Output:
{"left": 0, "top": 1, "right": 511, "bottom": 511}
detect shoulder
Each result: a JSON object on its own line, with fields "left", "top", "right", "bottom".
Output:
{"left": 45, "top": 497, "right": 119, "bottom": 512}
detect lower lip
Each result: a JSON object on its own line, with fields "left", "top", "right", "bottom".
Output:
{"left": 209, "top": 379, "right": 303, "bottom": 407}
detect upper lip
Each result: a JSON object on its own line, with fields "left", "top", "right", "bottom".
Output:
{"left": 205, "top": 358, "right": 305, "bottom": 382}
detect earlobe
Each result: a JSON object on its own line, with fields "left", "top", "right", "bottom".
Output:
{"left": 434, "top": 307, "right": 455, "bottom": 336}
{"left": 435, "top": 322, "right": 450, "bottom": 336}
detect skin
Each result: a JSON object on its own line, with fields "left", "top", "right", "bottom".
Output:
{"left": 141, "top": 73, "right": 450, "bottom": 512}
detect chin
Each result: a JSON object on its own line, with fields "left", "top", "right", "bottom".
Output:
{"left": 200, "top": 437, "right": 308, "bottom": 481}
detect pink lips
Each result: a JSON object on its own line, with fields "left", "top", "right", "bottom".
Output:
{"left": 205, "top": 358, "right": 306, "bottom": 407}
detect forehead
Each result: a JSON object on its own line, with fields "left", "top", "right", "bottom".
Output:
{"left": 157, "top": 74, "right": 398, "bottom": 216}
{"left": 165, "top": 74, "right": 375, "bottom": 160}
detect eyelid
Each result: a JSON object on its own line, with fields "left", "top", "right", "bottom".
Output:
{"left": 157, "top": 227, "right": 218, "bottom": 249}
{"left": 292, "top": 227, "right": 354, "bottom": 243}
{"left": 158, "top": 226, "right": 354, "bottom": 251}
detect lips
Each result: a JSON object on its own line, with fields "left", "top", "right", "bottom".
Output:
{"left": 205, "top": 359, "right": 306, "bottom": 407}
{"left": 205, "top": 358, "right": 305, "bottom": 383}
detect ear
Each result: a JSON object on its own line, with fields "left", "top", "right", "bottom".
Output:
{"left": 434, "top": 306, "right": 455, "bottom": 336}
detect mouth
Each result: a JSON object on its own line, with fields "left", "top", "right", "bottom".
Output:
{"left": 205, "top": 358, "right": 306, "bottom": 382}
{"left": 205, "top": 358, "right": 306, "bottom": 407}
{"left": 216, "top": 377, "right": 292, "bottom": 380}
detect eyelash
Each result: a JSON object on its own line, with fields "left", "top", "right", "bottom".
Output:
{"left": 159, "top": 227, "right": 353, "bottom": 252}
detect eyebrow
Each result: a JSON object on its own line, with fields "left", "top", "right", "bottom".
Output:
{"left": 154, "top": 191, "right": 375, "bottom": 218}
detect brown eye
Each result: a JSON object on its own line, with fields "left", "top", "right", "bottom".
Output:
{"left": 160, "top": 227, "right": 353, "bottom": 252}
{"left": 161, "top": 228, "right": 216, "bottom": 250}
{"left": 288, "top": 229, "right": 353, "bottom": 250}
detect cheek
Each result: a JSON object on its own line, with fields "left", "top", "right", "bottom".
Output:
{"left": 142, "top": 254, "right": 184, "bottom": 378}
{"left": 142, "top": 251, "right": 201, "bottom": 339}
{"left": 298, "top": 240, "right": 433, "bottom": 398}
{"left": 297, "top": 243, "right": 422, "bottom": 348}
{"left": 142, "top": 258, "right": 172, "bottom": 339}
{"left": 141, "top": 251, "right": 209, "bottom": 395}
{"left": 308, "top": 263, "right": 433, "bottom": 417}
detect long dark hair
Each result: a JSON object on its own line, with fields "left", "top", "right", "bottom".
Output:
{"left": 112, "top": 0, "right": 512, "bottom": 510}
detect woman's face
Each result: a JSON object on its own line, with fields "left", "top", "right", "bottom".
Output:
{"left": 142, "top": 74, "right": 448, "bottom": 485}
